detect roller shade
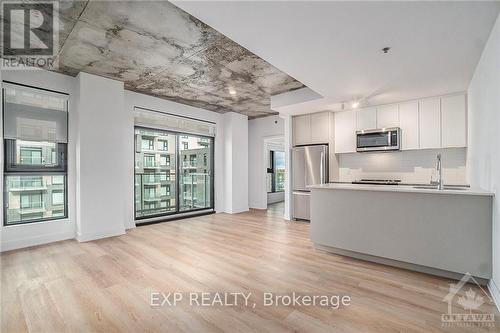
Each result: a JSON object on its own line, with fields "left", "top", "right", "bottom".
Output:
{"left": 134, "top": 107, "right": 216, "bottom": 137}
{"left": 3, "top": 83, "right": 68, "bottom": 143}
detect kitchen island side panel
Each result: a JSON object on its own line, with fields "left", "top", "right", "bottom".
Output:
{"left": 310, "top": 188, "right": 492, "bottom": 278}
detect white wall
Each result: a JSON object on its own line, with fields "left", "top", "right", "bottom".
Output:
{"left": 248, "top": 115, "right": 284, "bottom": 209}
{"left": 338, "top": 148, "right": 467, "bottom": 185}
{"left": 467, "top": 12, "right": 500, "bottom": 307}
{"left": 224, "top": 112, "right": 249, "bottom": 214}
{"left": 124, "top": 91, "right": 226, "bottom": 213}
{"left": 1, "top": 70, "right": 77, "bottom": 252}
{"left": 283, "top": 115, "right": 293, "bottom": 220}
{"left": 74, "top": 73, "right": 130, "bottom": 241}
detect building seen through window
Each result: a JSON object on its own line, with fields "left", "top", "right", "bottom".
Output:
{"left": 134, "top": 128, "right": 213, "bottom": 219}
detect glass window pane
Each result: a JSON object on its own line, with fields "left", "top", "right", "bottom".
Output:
{"left": 16, "top": 140, "right": 59, "bottom": 167}
{"left": 134, "top": 128, "right": 176, "bottom": 218}
{"left": 3, "top": 83, "right": 68, "bottom": 143}
{"left": 179, "top": 135, "right": 212, "bottom": 212}
{"left": 4, "top": 175, "right": 66, "bottom": 225}
{"left": 266, "top": 173, "right": 273, "bottom": 193}
{"left": 274, "top": 151, "right": 285, "bottom": 192}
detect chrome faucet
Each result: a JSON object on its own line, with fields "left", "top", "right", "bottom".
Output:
{"left": 431, "top": 153, "right": 443, "bottom": 190}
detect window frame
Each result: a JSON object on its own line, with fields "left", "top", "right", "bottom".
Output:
{"left": 3, "top": 173, "right": 68, "bottom": 226}
{"left": 2, "top": 82, "right": 69, "bottom": 226}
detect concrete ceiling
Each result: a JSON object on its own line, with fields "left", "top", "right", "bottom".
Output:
{"left": 174, "top": 1, "right": 500, "bottom": 115}
{"left": 3, "top": 1, "right": 304, "bottom": 118}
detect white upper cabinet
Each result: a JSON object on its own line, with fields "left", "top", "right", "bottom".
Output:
{"left": 376, "top": 104, "right": 399, "bottom": 129}
{"left": 329, "top": 93, "right": 466, "bottom": 154}
{"left": 293, "top": 112, "right": 331, "bottom": 146}
{"left": 441, "top": 94, "right": 467, "bottom": 148}
{"left": 310, "top": 111, "right": 330, "bottom": 144}
{"left": 419, "top": 98, "right": 441, "bottom": 149}
{"left": 356, "top": 108, "right": 377, "bottom": 130}
{"left": 398, "top": 101, "right": 419, "bottom": 150}
{"left": 293, "top": 114, "right": 311, "bottom": 146}
{"left": 335, "top": 111, "right": 357, "bottom": 153}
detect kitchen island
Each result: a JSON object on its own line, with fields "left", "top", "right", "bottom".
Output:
{"left": 308, "top": 183, "right": 494, "bottom": 280}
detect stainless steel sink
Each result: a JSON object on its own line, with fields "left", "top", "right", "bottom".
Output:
{"left": 413, "top": 186, "right": 467, "bottom": 191}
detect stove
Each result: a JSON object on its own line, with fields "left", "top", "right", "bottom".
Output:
{"left": 352, "top": 179, "right": 401, "bottom": 185}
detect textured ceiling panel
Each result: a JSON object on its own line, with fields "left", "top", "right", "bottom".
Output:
{"left": 13, "top": 0, "right": 304, "bottom": 118}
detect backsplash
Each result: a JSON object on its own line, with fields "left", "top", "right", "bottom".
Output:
{"left": 337, "top": 148, "right": 467, "bottom": 185}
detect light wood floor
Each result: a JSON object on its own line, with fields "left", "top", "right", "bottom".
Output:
{"left": 1, "top": 208, "right": 498, "bottom": 332}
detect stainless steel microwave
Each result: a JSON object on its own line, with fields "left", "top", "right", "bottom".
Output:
{"left": 356, "top": 127, "right": 401, "bottom": 152}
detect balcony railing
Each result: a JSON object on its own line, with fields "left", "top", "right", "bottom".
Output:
{"left": 180, "top": 173, "right": 210, "bottom": 210}
{"left": 182, "top": 161, "right": 198, "bottom": 168}
{"left": 135, "top": 204, "right": 176, "bottom": 218}
{"left": 143, "top": 161, "right": 160, "bottom": 168}
{"left": 19, "top": 203, "right": 45, "bottom": 214}
{"left": 137, "top": 173, "right": 173, "bottom": 186}
{"left": 19, "top": 157, "right": 43, "bottom": 165}
{"left": 143, "top": 174, "right": 166, "bottom": 184}
{"left": 8, "top": 179, "right": 47, "bottom": 191}
{"left": 137, "top": 161, "right": 173, "bottom": 170}
{"left": 181, "top": 173, "right": 208, "bottom": 186}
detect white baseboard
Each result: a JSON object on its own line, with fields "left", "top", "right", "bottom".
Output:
{"left": 1, "top": 231, "right": 75, "bottom": 252}
{"left": 225, "top": 207, "right": 250, "bottom": 214}
{"left": 76, "top": 227, "right": 125, "bottom": 242}
{"left": 488, "top": 279, "right": 500, "bottom": 312}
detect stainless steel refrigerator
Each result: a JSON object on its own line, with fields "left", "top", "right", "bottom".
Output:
{"left": 292, "top": 144, "right": 328, "bottom": 220}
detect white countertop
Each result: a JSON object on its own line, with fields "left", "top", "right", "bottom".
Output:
{"left": 307, "top": 183, "right": 494, "bottom": 196}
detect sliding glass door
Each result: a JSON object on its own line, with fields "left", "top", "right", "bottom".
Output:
{"left": 178, "top": 135, "right": 212, "bottom": 212}
{"left": 134, "top": 127, "right": 213, "bottom": 221}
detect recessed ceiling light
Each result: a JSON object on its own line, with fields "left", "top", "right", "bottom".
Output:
{"left": 229, "top": 89, "right": 236, "bottom": 95}
{"left": 351, "top": 101, "right": 360, "bottom": 109}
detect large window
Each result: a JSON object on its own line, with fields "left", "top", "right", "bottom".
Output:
{"left": 134, "top": 127, "right": 214, "bottom": 220}
{"left": 3, "top": 82, "right": 68, "bottom": 225}
{"left": 267, "top": 150, "right": 285, "bottom": 193}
